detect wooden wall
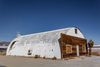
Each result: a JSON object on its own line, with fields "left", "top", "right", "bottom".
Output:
{"left": 58, "top": 33, "right": 87, "bottom": 58}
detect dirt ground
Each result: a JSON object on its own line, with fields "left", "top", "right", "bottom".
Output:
{"left": 0, "top": 56, "right": 100, "bottom": 67}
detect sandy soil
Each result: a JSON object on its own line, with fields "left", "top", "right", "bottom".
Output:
{"left": 0, "top": 56, "right": 100, "bottom": 67}
{"left": 92, "top": 48, "right": 100, "bottom": 53}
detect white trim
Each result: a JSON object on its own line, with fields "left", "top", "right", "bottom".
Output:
{"left": 76, "top": 45, "right": 79, "bottom": 56}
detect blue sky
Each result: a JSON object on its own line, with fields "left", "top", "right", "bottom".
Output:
{"left": 0, "top": 0, "right": 100, "bottom": 44}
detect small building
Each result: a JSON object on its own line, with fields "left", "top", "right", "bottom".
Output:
{"left": 6, "top": 27, "right": 87, "bottom": 59}
{"left": 0, "top": 41, "right": 9, "bottom": 53}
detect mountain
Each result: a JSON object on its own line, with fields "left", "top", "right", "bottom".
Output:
{"left": 0, "top": 41, "right": 10, "bottom": 46}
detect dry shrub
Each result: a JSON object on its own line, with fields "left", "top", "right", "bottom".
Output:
{"left": 43, "top": 56, "right": 46, "bottom": 59}
{"left": 34, "top": 55, "right": 40, "bottom": 58}
{"left": 0, "top": 51, "right": 6, "bottom": 55}
{"left": 52, "top": 56, "right": 57, "bottom": 60}
{"left": 92, "top": 52, "right": 100, "bottom": 56}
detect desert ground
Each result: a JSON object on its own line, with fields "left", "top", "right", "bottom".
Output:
{"left": 92, "top": 48, "right": 100, "bottom": 55}
{"left": 0, "top": 56, "right": 100, "bottom": 67}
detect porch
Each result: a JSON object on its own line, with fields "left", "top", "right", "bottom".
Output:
{"left": 58, "top": 33, "right": 87, "bottom": 58}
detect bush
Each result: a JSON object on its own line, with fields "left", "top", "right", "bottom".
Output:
{"left": 0, "top": 51, "right": 6, "bottom": 55}
{"left": 34, "top": 55, "right": 40, "bottom": 58}
{"left": 52, "top": 56, "right": 57, "bottom": 60}
{"left": 43, "top": 56, "right": 46, "bottom": 59}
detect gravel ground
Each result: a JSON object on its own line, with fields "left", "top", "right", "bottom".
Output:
{"left": 0, "top": 56, "right": 100, "bottom": 67}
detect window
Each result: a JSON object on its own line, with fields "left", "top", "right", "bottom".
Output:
{"left": 66, "top": 45, "right": 72, "bottom": 54}
{"left": 62, "top": 45, "right": 72, "bottom": 54}
{"left": 75, "top": 29, "right": 77, "bottom": 34}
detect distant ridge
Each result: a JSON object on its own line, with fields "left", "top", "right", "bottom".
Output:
{"left": 0, "top": 41, "right": 10, "bottom": 46}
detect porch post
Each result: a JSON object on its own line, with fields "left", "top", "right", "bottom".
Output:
{"left": 76, "top": 45, "right": 79, "bottom": 56}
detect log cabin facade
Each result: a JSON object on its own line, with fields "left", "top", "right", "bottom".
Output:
{"left": 59, "top": 33, "right": 87, "bottom": 58}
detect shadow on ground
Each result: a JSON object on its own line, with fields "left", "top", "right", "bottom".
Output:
{"left": 0, "top": 65, "right": 6, "bottom": 67}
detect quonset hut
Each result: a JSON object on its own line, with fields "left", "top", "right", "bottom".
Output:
{"left": 6, "top": 27, "right": 87, "bottom": 59}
